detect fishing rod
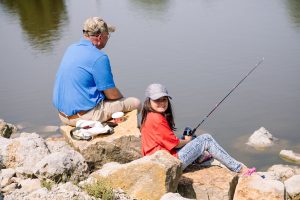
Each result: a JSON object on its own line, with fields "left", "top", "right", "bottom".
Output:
{"left": 183, "top": 58, "right": 265, "bottom": 137}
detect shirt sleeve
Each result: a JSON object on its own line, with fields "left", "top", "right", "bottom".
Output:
{"left": 92, "top": 55, "right": 116, "bottom": 91}
{"left": 154, "top": 116, "right": 180, "bottom": 151}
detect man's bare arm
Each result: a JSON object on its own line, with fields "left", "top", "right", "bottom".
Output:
{"left": 103, "top": 87, "right": 123, "bottom": 100}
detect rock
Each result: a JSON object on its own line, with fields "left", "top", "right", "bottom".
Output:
{"left": 160, "top": 192, "right": 195, "bottom": 200}
{"left": 285, "top": 175, "right": 300, "bottom": 200}
{"left": 4, "top": 182, "right": 95, "bottom": 200}
{"left": 0, "top": 168, "right": 16, "bottom": 188}
{"left": 45, "top": 138, "right": 73, "bottom": 153}
{"left": 1, "top": 183, "right": 17, "bottom": 193}
{"left": 18, "top": 179, "right": 42, "bottom": 193}
{"left": 256, "top": 171, "right": 280, "bottom": 181}
{"left": 279, "top": 150, "right": 300, "bottom": 165}
{"left": 5, "top": 133, "right": 50, "bottom": 170}
{"left": 60, "top": 110, "right": 142, "bottom": 169}
{"left": 233, "top": 175, "right": 284, "bottom": 200}
{"left": 0, "top": 136, "right": 12, "bottom": 169}
{"left": 247, "top": 127, "right": 276, "bottom": 149}
{"left": 84, "top": 150, "right": 182, "bottom": 200}
{"left": 113, "top": 188, "right": 135, "bottom": 200}
{"left": 0, "top": 119, "right": 17, "bottom": 138}
{"left": 267, "top": 164, "right": 300, "bottom": 181}
{"left": 33, "top": 150, "right": 89, "bottom": 183}
{"left": 178, "top": 165, "right": 238, "bottom": 200}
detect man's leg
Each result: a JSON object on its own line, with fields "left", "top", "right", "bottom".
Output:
{"left": 58, "top": 97, "right": 141, "bottom": 125}
{"left": 88, "top": 97, "right": 141, "bottom": 122}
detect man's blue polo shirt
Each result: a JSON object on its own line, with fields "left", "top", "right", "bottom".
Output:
{"left": 52, "top": 38, "right": 115, "bottom": 116}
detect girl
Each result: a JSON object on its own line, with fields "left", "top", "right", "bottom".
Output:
{"left": 140, "top": 83, "right": 255, "bottom": 175}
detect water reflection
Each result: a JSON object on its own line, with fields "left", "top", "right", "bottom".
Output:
{"left": 128, "top": 0, "right": 171, "bottom": 19}
{"left": 0, "top": 0, "right": 68, "bottom": 52}
{"left": 285, "top": 0, "right": 300, "bottom": 28}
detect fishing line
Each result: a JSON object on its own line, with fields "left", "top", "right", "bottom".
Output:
{"left": 190, "top": 58, "right": 265, "bottom": 135}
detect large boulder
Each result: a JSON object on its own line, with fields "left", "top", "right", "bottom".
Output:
{"left": 279, "top": 150, "right": 300, "bottom": 165}
{"left": 233, "top": 175, "right": 284, "bottom": 200}
{"left": 177, "top": 165, "right": 238, "bottom": 200}
{"left": 0, "top": 119, "right": 17, "bottom": 138}
{"left": 82, "top": 150, "right": 182, "bottom": 200}
{"left": 60, "top": 110, "right": 142, "bottom": 169}
{"left": 284, "top": 175, "right": 300, "bottom": 200}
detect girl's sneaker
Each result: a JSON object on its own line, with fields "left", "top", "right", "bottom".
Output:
{"left": 243, "top": 167, "right": 256, "bottom": 176}
{"left": 194, "top": 151, "right": 213, "bottom": 164}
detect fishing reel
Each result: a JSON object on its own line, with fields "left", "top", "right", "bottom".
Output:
{"left": 181, "top": 127, "right": 197, "bottom": 140}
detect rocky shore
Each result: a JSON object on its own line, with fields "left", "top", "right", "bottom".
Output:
{"left": 0, "top": 112, "right": 300, "bottom": 200}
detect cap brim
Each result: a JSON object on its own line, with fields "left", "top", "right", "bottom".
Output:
{"left": 150, "top": 93, "right": 172, "bottom": 100}
{"left": 107, "top": 25, "right": 116, "bottom": 32}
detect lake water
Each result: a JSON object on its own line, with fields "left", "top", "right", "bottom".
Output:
{"left": 0, "top": 0, "right": 299, "bottom": 170}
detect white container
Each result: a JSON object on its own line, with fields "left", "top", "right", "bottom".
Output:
{"left": 112, "top": 112, "right": 124, "bottom": 123}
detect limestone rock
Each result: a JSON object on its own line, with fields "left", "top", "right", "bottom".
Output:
{"left": 178, "top": 165, "right": 238, "bottom": 200}
{"left": 267, "top": 164, "right": 300, "bottom": 181}
{"left": 160, "top": 192, "right": 195, "bottom": 200}
{"left": 86, "top": 150, "right": 182, "bottom": 200}
{"left": 33, "top": 150, "right": 89, "bottom": 182}
{"left": 284, "top": 175, "right": 300, "bottom": 200}
{"left": 0, "top": 119, "right": 17, "bottom": 138}
{"left": 113, "top": 188, "right": 136, "bottom": 200}
{"left": 60, "top": 110, "right": 142, "bottom": 169}
{"left": 4, "top": 182, "right": 95, "bottom": 200}
{"left": 18, "top": 179, "right": 42, "bottom": 193}
{"left": 5, "top": 133, "right": 50, "bottom": 175}
{"left": 279, "top": 150, "right": 300, "bottom": 165}
{"left": 247, "top": 127, "right": 276, "bottom": 149}
{"left": 0, "top": 168, "right": 16, "bottom": 188}
{"left": 0, "top": 136, "right": 12, "bottom": 169}
{"left": 1, "top": 183, "right": 17, "bottom": 193}
{"left": 45, "top": 138, "right": 73, "bottom": 153}
{"left": 233, "top": 175, "right": 284, "bottom": 200}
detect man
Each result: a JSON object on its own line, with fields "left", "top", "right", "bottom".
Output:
{"left": 53, "top": 17, "right": 141, "bottom": 126}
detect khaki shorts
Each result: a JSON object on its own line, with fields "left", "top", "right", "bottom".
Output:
{"left": 59, "top": 97, "right": 141, "bottom": 126}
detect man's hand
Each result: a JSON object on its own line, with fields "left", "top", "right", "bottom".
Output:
{"left": 103, "top": 87, "right": 123, "bottom": 100}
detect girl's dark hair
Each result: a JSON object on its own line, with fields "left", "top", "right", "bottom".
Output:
{"left": 141, "top": 97, "right": 176, "bottom": 131}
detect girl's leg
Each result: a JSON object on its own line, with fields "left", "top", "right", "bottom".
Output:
{"left": 177, "top": 133, "right": 242, "bottom": 172}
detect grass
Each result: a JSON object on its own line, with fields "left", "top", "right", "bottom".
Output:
{"left": 41, "top": 179, "right": 54, "bottom": 191}
{"left": 82, "top": 178, "right": 114, "bottom": 200}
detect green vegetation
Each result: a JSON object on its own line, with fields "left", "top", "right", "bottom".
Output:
{"left": 41, "top": 179, "right": 54, "bottom": 191}
{"left": 83, "top": 179, "right": 114, "bottom": 200}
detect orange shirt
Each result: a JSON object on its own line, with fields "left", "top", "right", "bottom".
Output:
{"left": 141, "top": 112, "right": 180, "bottom": 157}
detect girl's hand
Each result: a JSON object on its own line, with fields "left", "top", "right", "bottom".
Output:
{"left": 176, "top": 136, "right": 193, "bottom": 148}
{"left": 184, "top": 135, "right": 193, "bottom": 142}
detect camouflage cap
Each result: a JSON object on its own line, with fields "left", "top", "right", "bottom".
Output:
{"left": 83, "top": 17, "right": 115, "bottom": 36}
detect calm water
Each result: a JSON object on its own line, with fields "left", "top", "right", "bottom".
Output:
{"left": 0, "top": 0, "right": 299, "bottom": 169}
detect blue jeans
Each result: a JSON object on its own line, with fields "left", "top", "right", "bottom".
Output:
{"left": 177, "top": 133, "right": 242, "bottom": 172}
